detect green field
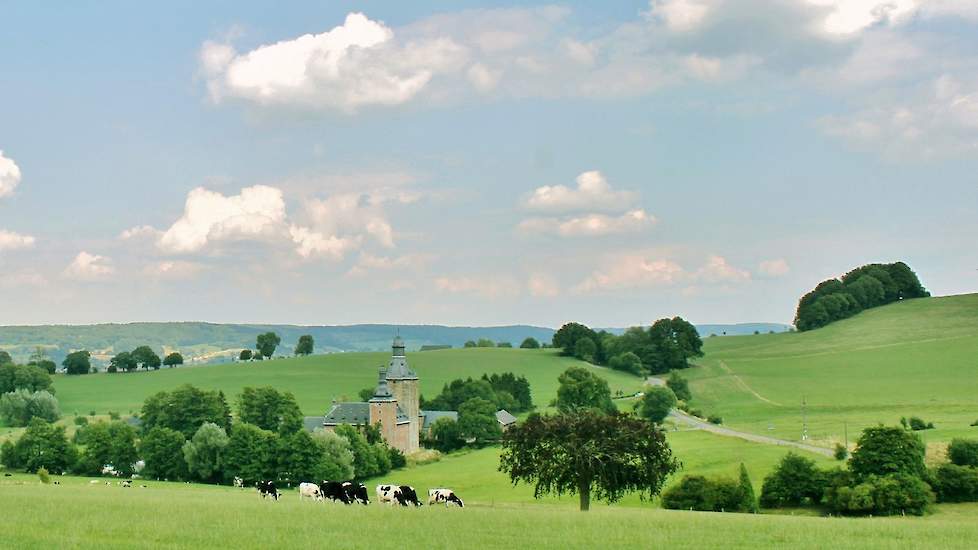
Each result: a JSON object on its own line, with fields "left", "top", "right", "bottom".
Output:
{"left": 688, "top": 294, "right": 978, "bottom": 449}
{"left": 2, "top": 473, "right": 976, "bottom": 549}
{"left": 49, "top": 348, "right": 644, "bottom": 416}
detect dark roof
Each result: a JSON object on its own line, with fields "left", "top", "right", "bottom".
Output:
{"left": 421, "top": 410, "right": 458, "bottom": 431}
{"left": 324, "top": 402, "right": 370, "bottom": 425}
{"left": 386, "top": 336, "right": 417, "bottom": 380}
{"left": 303, "top": 416, "right": 325, "bottom": 432}
{"left": 495, "top": 409, "right": 517, "bottom": 426}
{"left": 370, "top": 368, "right": 396, "bottom": 401}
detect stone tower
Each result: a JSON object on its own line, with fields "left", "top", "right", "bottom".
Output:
{"left": 385, "top": 336, "right": 420, "bottom": 452}
{"left": 368, "top": 368, "right": 399, "bottom": 447}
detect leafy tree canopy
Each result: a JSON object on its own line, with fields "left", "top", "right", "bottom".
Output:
{"left": 62, "top": 350, "right": 92, "bottom": 375}
{"left": 256, "top": 332, "right": 281, "bottom": 360}
{"left": 294, "top": 334, "right": 314, "bottom": 356}
{"left": 555, "top": 367, "right": 616, "bottom": 415}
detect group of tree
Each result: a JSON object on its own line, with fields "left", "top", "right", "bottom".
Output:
{"left": 794, "top": 262, "right": 929, "bottom": 331}
{"left": 0, "top": 362, "right": 59, "bottom": 426}
{"left": 421, "top": 372, "right": 533, "bottom": 414}
{"left": 662, "top": 463, "right": 758, "bottom": 513}
{"left": 463, "top": 339, "right": 503, "bottom": 348}
{"left": 1, "top": 383, "right": 403, "bottom": 486}
{"left": 62, "top": 350, "right": 93, "bottom": 375}
{"left": 108, "top": 346, "right": 184, "bottom": 373}
{"left": 238, "top": 331, "right": 305, "bottom": 362}
{"left": 551, "top": 317, "right": 703, "bottom": 376}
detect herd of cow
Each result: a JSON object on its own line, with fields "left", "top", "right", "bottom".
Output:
{"left": 250, "top": 479, "right": 464, "bottom": 508}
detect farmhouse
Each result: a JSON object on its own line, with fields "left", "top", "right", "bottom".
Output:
{"left": 306, "top": 337, "right": 455, "bottom": 453}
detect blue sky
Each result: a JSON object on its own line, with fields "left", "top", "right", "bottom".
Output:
{"left": 1, "top": 1, "right": 976, "bottom": 327}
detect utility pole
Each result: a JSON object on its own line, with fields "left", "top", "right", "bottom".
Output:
{"left": 844, "top": 421, "right": 848, "bottom": 450}
{"left": 801, "top": 395, "right": 808, "bottom": 441}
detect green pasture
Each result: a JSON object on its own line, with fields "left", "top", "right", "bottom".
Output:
{"left": 688, "top": 294, "right": 978, "bottom": 447}
{"left": 1, "top": 472, "right": 976, "bottom": 549}
{"left": 49, "top": 348, "right": 644, "bottom": 417}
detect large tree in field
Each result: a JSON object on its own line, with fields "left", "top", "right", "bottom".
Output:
{"left": 499, "top": 411, "right": 679, "bottom": 511}
{"left": 163, "top": 352, "right": 184, "bottom": 368}
{"left": 62, "top": 350, "right": 92, "bottom": 375}
{"left": 849, "top": 425, "right": 927, "bottom": 480}
{"left": 109, "top": 351, "right": 137, "bottom": 373}
{"left": 294, "top": 335, "right": 314, "bottom": 356}
{"left": 141, "top": 385, "right": 232, "bottom": 438}
{"left": 236, "top": 386, "right": 302, "bottom": 433}
{"left": 256, "top": 332, "right": 281, "bottom": 360}
{"left": 555, "top": 367, "right": 615, "bottom": 414}
{"left": 132, "top": 346, "right": 161, "bottom": 370}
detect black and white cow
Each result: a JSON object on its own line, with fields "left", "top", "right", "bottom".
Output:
{"left": 376, "top": 484, "right": 399, "bottom": 506}
{"left": 232, "top": 477, "right": 244, "bottom": 488}
{"left": 394, "top": 485, "right": 422, "bottom": 507}
{"left": 428, "top": 488, "right": 464, "bottom": 507}
{"left": 345, "top": 482, "right": 370, "bottom": 505}
{"left": 120, "top": 480, "right": 132, "bottom": 488}
{"left": 298, "top": 482, "right": 323, "bottom": 501}
{"left": 256, "top": 480, "right": 280, "bottom": 500}
{"left": 320, "top": 480, "right": 352, "bottom": 504}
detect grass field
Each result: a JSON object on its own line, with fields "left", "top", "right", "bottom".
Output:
{"left": 688, "top": 294, "right": 978, "bottom": 448}
{"left": 2, "top": 473, "right": 976, "bottom": 549}
{"left": 49, "top": 348, "right": 644, "bottom": 417}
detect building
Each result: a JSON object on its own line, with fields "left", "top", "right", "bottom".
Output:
{"left": 307, "top": 336, "right": 455, "bottom": 454}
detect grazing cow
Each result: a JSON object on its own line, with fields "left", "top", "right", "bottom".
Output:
{"left": 89, "top": 480, "right": 99, "bottom": 485}
{"left": 4, "top": 473, "right": 12, "bottom": 477}
{"left": 53, "top": 481, "right": 60, "bottom": 485}
{"left": 375, "top": 484, "right": 400, "bottom": 506}
{"left": 256, "top": 480, "right": 280, "bottom": 500}
{"left": 233, "top": 477, "right": 244, "bottom": 488}
{"left": 320, "top": 480, "right": 352, "bottom": 504}
{"left": 428, "top": 488, "right": 464, "bottom": 508}
{"left": 299, "top": 482, "right": 323, "bottom": 501}
{"left": 120, "top": 480, "right": 132, "bottom": 488}
{"left": 345, "top": 482, "right": 370, "bottom": 505}
{"left": 394, "top": 485, "right": 422, "bottom": 507}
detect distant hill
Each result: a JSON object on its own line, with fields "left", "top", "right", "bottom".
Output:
{"left": 0, "top": 321, "right": 789, "bottom": 365}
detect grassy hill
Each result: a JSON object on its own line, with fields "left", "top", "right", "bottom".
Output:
{"left": 50, "top": 348, "right": 644, "bottom": 416}
{"left": 688, "top": 294, "right": 978, "bottom": 450}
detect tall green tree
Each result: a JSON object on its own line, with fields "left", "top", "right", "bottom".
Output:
{"left": 140, "top": 385, "right": 232, "bottom": 438}
{"left": 555, "top": 367, "right": 615, "bottom": 414}
{"left": 294, "top": 335, "right": 314, "bottom": 356}
{"left": 500, "top": 411, "right": 679, "bottom": 511}
{"left": 849, "top": 425, "right": 927, "bottom": 480}
{"left": 739, "top": 463, "right": 758, "bottom": 513}
{"left": 457, "top": 397, "right": 501, "bottom": 445}
{"left": 2, "top": 419, "right": 77, "bottom": 473}
{"left": 0, "top": 363, "right": 53, "bottom": 393}
{"left": 666, "top": 371, "right": 692, "bottom": 401}
{"left": 109, "top": 351, "right": 137, "bottom": 373}
{"left": 0, "top": 351, "right": 12, "bottom": 365}
{"left": 75, "top": 421, "right": 139, "bottom": 476}
{"left": 182, "top": 422, "right": 228, "bottom": 483}
{"left": 309, "top": 429, "right": 356, "bottom": 481}
{"left": 639, "top": 386, "right": 677, "bottom": 424}
{"left": 236, "top": 386, "right": 302, "bottom": 433}
{"left": 139, "top": 427, "right": 188, "bottom": 481}
{"left": 163, "top": 352, "right": 184, "bottom": 368}
{"left": 132, "top": 346, "right": 162, "bottom": 370}
{"left": 519, "top": 337, "right": 540, "bottom": 349}
{"left": 62, "top": 350, "right": 92, "bottom": 375}
{"left": 222, "top": 422, "right": 278, "bottom": 485}
{"left": 428, "top": 417, "right": 465, "bottom": 452}
{"left": 256, "top": 332, "right": 281, "bottom": 360}
{"left": 0, "top": 389, "right": 60, "bottom": 426}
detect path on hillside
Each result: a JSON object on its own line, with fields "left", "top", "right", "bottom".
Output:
{"left": 715, "top": 361, "right": 783, "bottom": 406}
{"left": 644, "top": 376, "right": 833, "bottom": 458}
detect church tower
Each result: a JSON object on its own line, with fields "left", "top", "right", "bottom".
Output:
{"left": 385, "top": 336, "right": 420, "bottom": 452}
{"left": 368, "top": 368, "right": 399, "bottom": 447}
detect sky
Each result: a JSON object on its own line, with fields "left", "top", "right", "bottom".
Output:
{"left": 1, "top": 0, "right": 977, "bottom": 328}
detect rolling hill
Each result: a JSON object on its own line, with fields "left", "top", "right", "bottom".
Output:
{"left": 687, "top": 293, "right": 978, "bottom": 450}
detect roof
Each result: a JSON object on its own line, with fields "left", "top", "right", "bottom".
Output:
{"left": 386, "top": 336, "right": 418, "bottom": 380}
{"left": 370, "top": 368, "right": 396, "bottom": 401}
{"left": 495, "top": 409, "right": 518, "bottom": 426}
{"left": 324, "top": 402, "right": 370, "bottom": 425}
{"left": 421, "top": 410, "right": 458, "bottom": 431}
{"left": 303, "top": 416, "right": 325, "bottom": 432}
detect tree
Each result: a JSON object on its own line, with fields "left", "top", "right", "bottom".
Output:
{"left": 0, "top": 351, "right": 12, "bottom": 365}
{"left": 463, "top": 340, "right": 477, "bottom": 348}
{"left": 739, "top": 463, "right": 758, "bottom": 513}
{"left": 334, "top": 424, "right": 389, "bottom": 479}
{"left": 500, "top": 411, "right": 679, "bottom": 511}
{"left": 236, "top": 386, "right": 302, "bottom": 434}
{"left": 931, "top": 463, "right": 978, "bottom": 503}
{"left": 239, "top": 349, "right": 253, "bottom": 361}
{"left": 948, "top": 439, "right": 978, "bottom": 468}
{"left": 2, "top": 419, "right": 77, "bottom": 473}
{"left": 0, "top": 363, "right": 53, "bottom": 394}
{"left": 555, "top": 367, "right": 615, "bottom": 414}
{"left": 277, "top": 429, "right": 345, "bottom": 486}
{"left": 429, "top": 417, "right": 465, "bottom": 452}
{"left": 476, "top": 338, "right": 496, "bottom": 348}
{"left": 109, "top": 351, "right": 137, "bottom": 373}
{"left": 140, "top": 427, "right": 188, "bottom": 481}
{"left": 132, "top": 346, "right": 161, "bottom": 370}
{"left": 520, "top": 337, "right": 540, "bottom": 349}
{"left": 163, "top": 352, "right": 184, "bottom": 368}
{"left": 552, "top": 323, "right": 599, "bottom": 356}
{"left": 256, "top": 332, "right": 281, "bottom": 360}
{"left": 759, "top": 452, "right": 826, "bottom": 507}
{"left": 62, "top": 350, "right": 92, "bottom": 375}
{"left": 75, "top": 421, "right": 139, "bottom": 477}
{"left": 639, "top": 386, "right": 677, "bottom": 424}
{"left": 141, "top": 385, "right": 232, "bottom": 438}
{"left": 666, "top": 371, "right": 692, "bottom": 401}
{"left": 497, "top": 341, "right": 513, "bottom": 348}
{"left": 849, "top": 425, "right": 926, "bottom": 481}
{"left": 574, "top": 337, "right": 597, "bottom": 363}
{"left": 457, "top": 397, "right": 501, "bottom": 445}
{"left": 0, "top": 389, "right": 60, "bottom": 426}
{"left": 310, "top": 429, "right": 356, "bottom": 481}
{"left": 358, "top": 387, "right": 374, "bottom": 402}
{"left": 661, "top": 475, "right": 745, "bottom": 512}
{"left": 222, "top": 422, "right": 277, "bottom": 485}
{"left": 27, "top": 348, "right": 56, "bottom": 374}
{"left": 609, "top": 352, "right": 643, "bottom": 376}
{"left": 294, "top": 335, "right": 314, "bottom": 356}
{"left": 182, "top": 422, "right": 229, "bottom": 483}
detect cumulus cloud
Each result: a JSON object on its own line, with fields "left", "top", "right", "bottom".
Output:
{"left": 64, "top": 252, "right": 114, "bottom": 280}
{"left": 575, "top": 254, "right": 750, "bottom": 292}
{"left": 695, "top": 255, "right": 751, "bottom": 283}
{"left": 524, "top": 171, "right": 637, "bottom": 213}
{"left": 758, "top": 258, "right": 791, "bottom": 277}
{"left": 519, "top": 209, "right": 655, "bottom": 237}
{"left": 645, "top": 0, "right": 711, "bottom": 32}
{"left": 0, "top": 150, "right": 21, "bottom": 198}
{"left": 0, "top": 230, "right": 35, "bottom": 251}
{"left": 346, "top": 252, "right": 431, "bottom": 277}
{"left": 289, "top": 225, "right": 360, "bottom": 260}
{"left": 119, "top": 225, "right": 163, "bottom": 240}
{"left": 435, "top": 275, "right": 522, "bottom": 298}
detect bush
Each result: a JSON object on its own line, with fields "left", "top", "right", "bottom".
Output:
{"left": 0, "top": 389, "right": 61, "bottom": 426}
{"left": 971, "top": 419, "right": 978, "bottom": 427}
{"left": 108, "top": 411, "right": 120, "bottom": 420}
{"left": 74, "top": 416, "right": 88, "bottom": 426}
{"left": 760, "top": 453, "right": 826, "bottom": 508}
{"left": 907, "top": 416, "right": 933, "bottom": 431}
{"left": 666, "top": 372, "right": 691, "bottom": 402}
{"left": 707, "top": 414, "right": 723, "bottom": 425}
{"left": 849, "top": 425, "right": 926, "bottom": 480}
{"left": 930, "top": 463, "right": 978, "bottom": 503}
{"left": 639, "top": 387, "right": 676, "bottom": 424}
{"left": 2, "top": 419, "right": 77, "bottom": 474}
{"left": 388, "top": 447, "right": 407, "bottom": 469}
{"left": 496, "top": 342, "right": 513, "bottom": 348}
{"left": 37, "top": 467, "right": 50, "bottom": 484}
{"left": 834, "top": 443, "right": 848, "bottom": 461}
{"left": 428, "top": 417, "right": 464, "bottom": 452}
{"left": 519, "top": 337, "right": 540, "bottom": 349}
{"left": 661, "top": 475, "right": 747, "bottom": 512}
{"left": 947, "top": 439, "right": 978, "bottom": 468}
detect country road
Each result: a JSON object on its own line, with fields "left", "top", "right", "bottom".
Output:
{"left": 644, "top": 376, "right": 834, "bottom": 458}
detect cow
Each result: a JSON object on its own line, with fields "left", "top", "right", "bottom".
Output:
{"left": 396, "top": 485, "right": 422, "bottom": 507}
{"left": 89, "top": 480, "right": 99, "bottom": 485}
{"left": 346, "top": 482, "right": 370, "bottom": 505}
{"left": 3, "top": 473, "right": 11, "bottom": 477}
{"left": 428, "top": 488, "right": 464, "bottom": 508}
{"left": 256, "top": 480, "right": 280, "bottom": 500}
{"left": 299, "top": 482, "right": 323, "bottom": 501}
{"left": 375, "top": 484, "right": 400, "bottom": 506}
{"left": 120, "top": 480, "right": 132, "bottom": 488}
{"left": 320, "top": 480, "right": 352, "bottom": 504}
{"left": 233, "top": 477, "right": 244, "bottom": 489}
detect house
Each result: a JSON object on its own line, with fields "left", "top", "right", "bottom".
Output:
{"left": 495, "top": 409, "right": 517, "bottom": 430}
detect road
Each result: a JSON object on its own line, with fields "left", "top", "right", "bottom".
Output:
{"left": 644, "top": 376, "right": 834, "bottom": 458}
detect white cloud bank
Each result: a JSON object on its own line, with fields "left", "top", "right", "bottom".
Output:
{"left": 575, "top": 254, "right": 750, "bottom": 292}
{"left": 64, "top": 252, "right": 114, "bottom": 280}
{"left": 758, "top": 258, "right": 791, "bottom": 277}
{"left": 158, "top": 185, "right": 287, "bottom": 253}
{"left": 524, "top": 171, "right": 637, "bottom": 213}
{"left": 0, "top": 230, "right": 35, "bottom": 251}
{"left": 519, "top": 210, "right": 655, "bottom": 237}
{"left": 0, "top": 150, "right": 21, "bottom": 198}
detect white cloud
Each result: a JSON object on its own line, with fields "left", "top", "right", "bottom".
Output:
{"left": 148, "top": 261, "right": 203, "bottom": 279}
{"left": 289, "top": 225, "right": 361, "bottom": 260}
{"left": 435, "top": 275, "right": 522, "bottom": 298}
{"left": 528, "top": 273, "right": 560, "bottom": 298}
{"left": 158, "top": 185, "right": 287, "bottom": 253}
{"left": 576, "top": 257, "right": 685, "bottom": 293}
{"left": 758, "top": 258, "right": 791, "bottom": 277}
{"left": 694, "top": 255, "right": 751, "bottom": 283}
{"left": 0, "top": 150, "right": 22, "bottom": 199}
{"left": 519, "top": 209, "right": 655, "bottom": 237}
{"left": 64, "top": 252, "right": 114, "bottom": 280}
{"left": 807, "top": 0, "right": 918, "bottom": 35}
{"left": 524, "top": 171, "right": 637, "bottom": 213}
{"left": 0, "top": 230, "right": 35, "bottom": 251}
{"left": 202, "top": 12, "right": 467, "bottom": 112}
{"left": 346, "top": 252, "right": 430, "bottom": 277}
{"left": 645, "top": 0, "right": 711, "bottom": 32}
{"left": 119, "top": 225, "right": 163, "bottom": 240}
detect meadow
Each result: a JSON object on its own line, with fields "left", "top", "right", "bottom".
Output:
{"left": 49, "top": 348, "right": 644, "bottom": 417}
{"left": 688, "top": 294, "right": 978, "bottom": 449}
{"left": 2, "top": 473, "right": 977, "bottom": 550}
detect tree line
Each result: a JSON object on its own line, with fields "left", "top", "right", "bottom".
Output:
{"left": 794, "top": 262, "right": 929, "bottom": 331}
{"left": 551, "top": 317, "right": 703, "bottom": 376}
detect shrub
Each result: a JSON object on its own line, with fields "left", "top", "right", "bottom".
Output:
{"left": 834, "top": 443, "right": 848, "bottom": 461}
{"left": 73, "top": 416, "right": 88, "bottom": 426}
{"left": 639, "top": 387, "right": 677, "bottom": 424}
{"left": 108, "top": 411, "right": 120, "bottom": 420}
{"left": 519, "top": 337, "right": 540, "bottom": 349}
{"left": 661, "top": 475, "right": 747, "bottom": 512}
{"left": 2, "top": 419, "right": 78, "bottom": 474}
{"left": 666, "top": 372, "right": 691, "bottom": 402}
{"left": 496, "top": 342, "right": 513, "bottom": 348}
{"left": 760, "top": 452, "right": 826, "bottom": 508}
{"left": 739, "top": 463, "right": 758, "bottom": 513}
{"left": 930, "top": 463, "right": 978, "bottom": 503}
{"left": 37, "top": 467, "right": 50, "bottom": 484}
{"left": 388, "top": 447, "right": 407, "bottom": 469}
{"left": 849, "top": 425, "right": 926, "bottom": 480}
{"left": 971, "top": 419, "right": 978, "bottom": 427}
{"left": 826, "top": 471, "right": 934, "bottom": 516}
{"left": 707, "top": 414, "right": 723, "bottom": 425}
{"left": 947, "top": 439, "right": 978, "bottom": 468}
{"left": 907, "top": 416, "right": 933, "bottom": 431}
{"left": 0, "top": 389, "right": 61, "bottom": 426}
